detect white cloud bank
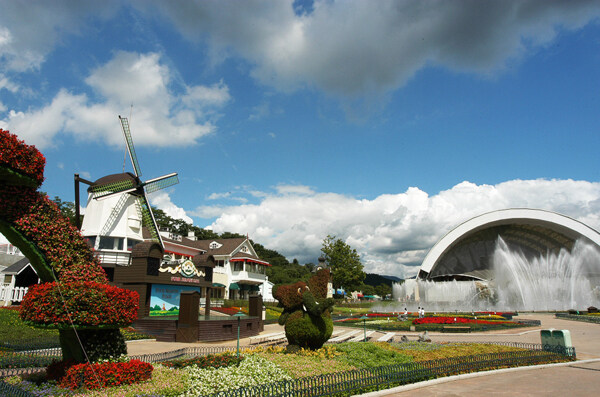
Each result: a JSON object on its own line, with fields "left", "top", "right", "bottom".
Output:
{"left": 194, "top": 179, "right": 600, "bottom": 278}
{"left": 0, "top": 51, "right": 230, "bottom": 149}
{"left": 149, "top": 191, "right": 193, "bottom": 225}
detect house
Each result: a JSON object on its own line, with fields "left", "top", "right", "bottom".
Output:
{"left": 192, "top": 237, "right": 271, "bottom": 300}
{"left": 0, "top": 255, "right": 39, "bottom": 306}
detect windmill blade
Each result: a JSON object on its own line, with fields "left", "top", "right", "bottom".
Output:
{"left": 100, "top": 193, "right": 129, "bottom": 236}
{"left": 90, "top": 178, "right": 137, "bottom": 199}
{"left": 119, "top": 116, "right": 142, "bottom": 177}
{"left": 143, "top": 173, "right": 179, "bottom": 194}
{"left": 136, "top": 194, "right": 164, "bottom": 247}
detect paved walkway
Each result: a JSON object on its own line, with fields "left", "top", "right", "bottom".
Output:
{"left": 125, "top": 313, "right": 600, "bottom": 396}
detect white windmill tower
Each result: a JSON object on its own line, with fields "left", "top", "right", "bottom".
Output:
{"left": 79, "top": 116, "right": 178, "bottom": 270}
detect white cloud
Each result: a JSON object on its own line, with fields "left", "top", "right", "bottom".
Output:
{"left": 275, "top": 184, "right": 315, "bottom": 195}
{"left": 0, "top": 51, "right": 229, "bottom": 149}
{"left": 0, "top": 1, "right": 117, "bottom": 71}
{"left": 149, "top": 191, "right": 193, "bottom": 224}
{"left": 0, "top": 74, "right": 18, "bottom": 93}
{"left": 198, "top": 179, "right": 600, "bottom": 278}
{"left": 148, "top": 0, "right": 600, "bottom": 97}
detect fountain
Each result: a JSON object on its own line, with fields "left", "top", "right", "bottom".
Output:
{"left": 392, "top": 238, "right": 600, "bottom": 312}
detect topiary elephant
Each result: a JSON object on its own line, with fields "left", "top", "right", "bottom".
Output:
{"left": 274, "top": 268, "right": 335, "bottom": 350}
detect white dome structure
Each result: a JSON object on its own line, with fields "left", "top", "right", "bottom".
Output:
{"left": 418, "top": 208, "right": 600, "bottom": 282}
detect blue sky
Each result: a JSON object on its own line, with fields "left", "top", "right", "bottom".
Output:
{"left": 2, "top": 1, "right": 600, "bottom": 277}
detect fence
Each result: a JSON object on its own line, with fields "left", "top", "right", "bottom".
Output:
{"left": 0, "top": 285, "right": 28, "bottom": 306}
{"left": 130, "top": 345, "right": 237, "bottom": 363}
{"left": 0, "top": 380, "right": 36, "bottom": 397}
{"left": 199, "top": 345, "right": 575, "bottom": 397}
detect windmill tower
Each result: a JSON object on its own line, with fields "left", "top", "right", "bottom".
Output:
{"left": 80, "top": 116, "right": 178, "bottom": 275}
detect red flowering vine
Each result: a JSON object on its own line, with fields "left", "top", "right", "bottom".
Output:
{"left": 0, "top": 128, "right": 138, "bottom": 330}
{"left": 0, "top": 129, "right": 45, "bottom": 186}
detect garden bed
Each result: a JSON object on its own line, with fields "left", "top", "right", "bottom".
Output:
{"left": 0, "top": 341, "right": 575, "bottom": 396}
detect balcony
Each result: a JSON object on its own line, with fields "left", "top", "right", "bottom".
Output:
{"left": 94, "top": 250, "right": 131, "bottom": 266}
{"left": 231, "top": 270, "right": 266, "bottom": 282}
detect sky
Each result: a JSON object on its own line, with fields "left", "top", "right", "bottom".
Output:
{"left": 1, "top": 1, "right": 600, "bottom": 278}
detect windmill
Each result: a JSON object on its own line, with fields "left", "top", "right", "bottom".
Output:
{"left": 77, "top": 116, "right": 178, "bottom": 249}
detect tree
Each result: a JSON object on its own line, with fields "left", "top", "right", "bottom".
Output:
{"left": 320, "top": 235, "right": 365, "bottom": 293}
{"left": 375, "top": 284, "right": 392, "bottom": 299}
{"left": 50, "top": 196, "right": 79, "bottom": 226}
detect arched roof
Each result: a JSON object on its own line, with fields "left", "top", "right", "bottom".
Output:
{"left": 419, "top": 208, "right": 600, "bottom": 281}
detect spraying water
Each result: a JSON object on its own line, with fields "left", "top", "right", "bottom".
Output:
{"left": 492, "top": 237, "right": 600, "bottom": 311}
{"left": 392, "top": 238, "right": 600, "bottom": 312}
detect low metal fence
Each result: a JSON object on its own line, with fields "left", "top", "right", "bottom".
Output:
{"left": 130, "top": 345, "right": 237, "bottom": 363}
{"left": 2, "top": 337, "right": 61, "bottom": 352}
{"left": 200, "top": 346, "right": 575, "bottom": 397}
{"left": 0, "top": 347, "right": 62, "bottom": 371}
{"left": 0, "top": 380, "right": 36, "bottom": 397}
{"left": 555, "top": 313, "right": 600, "bottom": 324}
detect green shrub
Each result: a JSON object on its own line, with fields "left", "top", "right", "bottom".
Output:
{"left": 285, "top": 311, "right": 333, "bottom": 350}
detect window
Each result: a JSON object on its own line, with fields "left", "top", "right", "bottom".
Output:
{"left": 84, "top": 236, "right": 96, "bottom": 249}
{"left": 127, "top": 238, "right": 142, "bottom": 251}
{"left": 233, "top": 262, "right": 243, "bottom": 272}
{"left": 98, "top": 237, "right": 124, "bottom": 250}
{"left": 215, "top": 260, "right": 225, "bottom": 267}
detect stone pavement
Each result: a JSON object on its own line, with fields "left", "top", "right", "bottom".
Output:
{"left": 125, "top": 314, "right": 600, "bottom": 396}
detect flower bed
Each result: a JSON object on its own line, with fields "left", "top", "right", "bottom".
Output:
{"left": 59, "top": 359, "right": 153, "bottom": 390}
{"left": 413, "top": 316, "right": 514, "bottom": 326}
{"left": 211, "top": 306, "right": 246, "bottom": 316}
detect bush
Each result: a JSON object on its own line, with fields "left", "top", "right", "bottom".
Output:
{"left": 74, "top": 329, "right": 128, "bottom": 363}
{"left": 59, "top": 359, "right": 153, "bottom": 390}
{"left": 20, "top": 281, "right": 139, "bottom": 328}
{"left": 284, "top": 311, "right": 333, "bottom": 350}
{"left": 46, "top": 358, "right": 78, "bottom": 382}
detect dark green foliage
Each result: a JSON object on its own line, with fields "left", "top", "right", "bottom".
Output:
{"left": 60, "top": 329, "right": 127, "bottom": 363}
{"left": 321, "top": 235, "right": 365, "bottom": 292}
{"left": 364, "top": 273, "right": 403, "bottom": 288}
{"left": 151, "top": 207, "right": 219, "bottom": 240}
{"left": 284, "top": 311, "right": 333, "bottom": 350}
{"left": 275, "top": 269, "right": 335, "bottom": 350}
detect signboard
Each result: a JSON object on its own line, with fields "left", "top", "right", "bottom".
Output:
{"left": 149, "top": 284, "right": 200, "bottom": 316}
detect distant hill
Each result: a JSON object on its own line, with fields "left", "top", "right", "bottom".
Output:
{"left": 364, "top": 273, "right": 403, "bottom": 287}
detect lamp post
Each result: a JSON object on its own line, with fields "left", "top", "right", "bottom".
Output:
{"left": 360, "top": 315, "right": 368, "bottom": 342}
{"left": 233, "top": 311, "right": 245, "bottom": 359}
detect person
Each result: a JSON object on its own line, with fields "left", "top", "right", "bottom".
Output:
{"left": 421, "top": 307, "right": 425, "bottom": 318}
{"left": 404, "top": 307, "right": 408, "bottom": 317}
{"left": 417, "top": 306, "right": 421, "bottom": 318}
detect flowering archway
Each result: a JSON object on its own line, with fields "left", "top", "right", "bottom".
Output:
{"left": 0, "top": 129, "right": 139, "bottom": 362}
